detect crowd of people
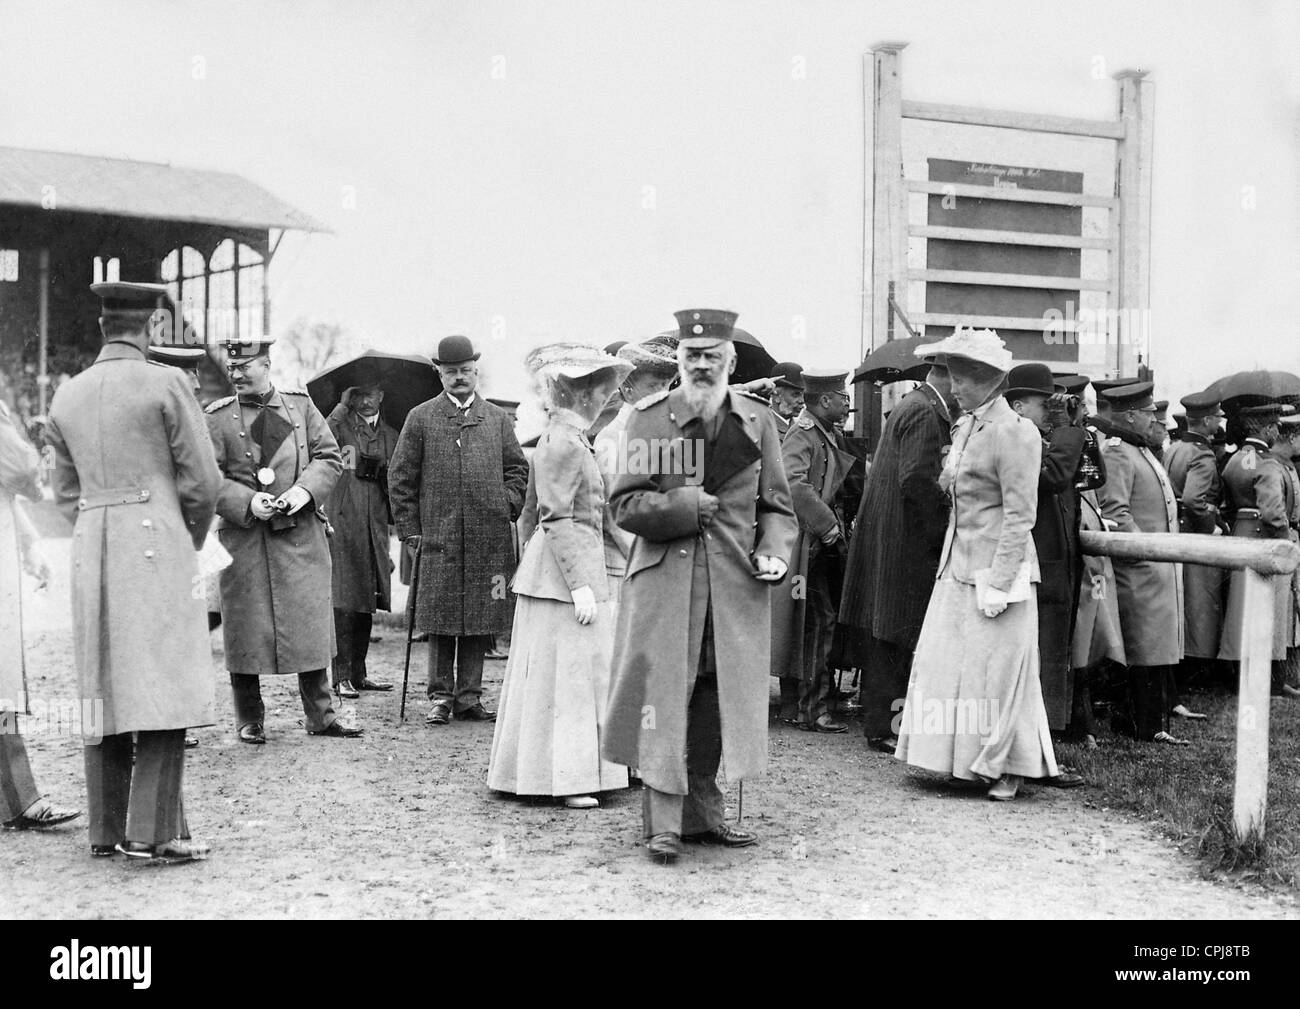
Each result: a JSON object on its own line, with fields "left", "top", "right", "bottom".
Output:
{"left": 2, "top": 282, "right": 1298, "bottom": 866}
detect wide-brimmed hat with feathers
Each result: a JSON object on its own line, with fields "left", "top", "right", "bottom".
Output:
{"left": 523, "top": 342, "right": 635, "bottom": 385}
{"left": 914, "top": 326, "right": 1012, "bottom": 373}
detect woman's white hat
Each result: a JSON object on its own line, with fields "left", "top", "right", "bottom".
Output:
{"left": 914, "top": 326, "right": 1012, "bottom": 373}
{"left": 524, "top": 342, "right": 635, "bottom": 383}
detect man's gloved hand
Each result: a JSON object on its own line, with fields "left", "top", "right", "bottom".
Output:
{"left": 274, "top": 486, "right": 312, "bottom": 516}
{"left": 698, "top": 491, "right": 720, "bottom": 528}
{"left": 1046, "top": 393, "right": 1074, "bottom": 430}
{"left": 754, "top": 555, "right": 788, "bottom": 582}
{"left": 571, "top": 585, "right": 597, "bottom": 625}
{"left": 250, "top": 492, "right": 278, "bottom": 521}
{"left": 820, "top": 525, "right": 841, "bottom": 546}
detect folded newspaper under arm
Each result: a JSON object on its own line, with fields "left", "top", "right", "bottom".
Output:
{"left": 974, "top": 562, "right": 1034, "bottom": 609}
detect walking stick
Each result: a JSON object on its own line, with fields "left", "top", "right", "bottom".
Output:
{"left": 738, "top": 781, "right": 744, "bottom": 822}
{"left": 399, "top": 540, "right": 422, "bottom": 722}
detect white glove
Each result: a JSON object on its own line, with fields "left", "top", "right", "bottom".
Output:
{"left": 754, "top": 555, "right": 788, "bottom": 582}
{"left": 22, "top": 541, "right": 50, "bottom": 591}
{"left": 250, "top": 492, "right": 278, "bottom": 521}
{"left": 275, "top": 485, "right": 313, "bottom": 515}
{"left": 571, "top": 585, "right": 597, "bottom": 625}
{"left": 981, "top": 586, "right": 1009, "bottom": 619}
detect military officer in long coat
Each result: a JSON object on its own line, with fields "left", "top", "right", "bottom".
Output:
{"left": 1218, "top": 402, "right": 1297, "bottom": 694}
{"left": 837, "top": 355, "right": 955, "bottom": 752}
{"left": 770, "top": 369, "right": 856, "bottom": 733}
{"left": 1098, "top": 382, "right": 1187, "bottom": 745}
{"left": 207, "top": 337, "right": 358, "bottom": 744}
{"left": 1164, "top": 390, "right": 1227, "bottom": 694}
{"left": 603, "top": 309, "right": 797, "bottom": 864}
{"left": 45, "top": 282, "right": 220, "bottom": 861}
{"left": 388, "top": 335, "right": 529, "bottom": 725}
{"left": 1, "top": 393, "right": 80, "bottom": 834}
{"left": 325, "top": 363, "right": 399, "bottom": 698}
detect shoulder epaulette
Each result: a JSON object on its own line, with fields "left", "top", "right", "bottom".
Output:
{"left": 794, "top": 413, "right": 816, "bottom": 430}
{"left": 280, "top": 388, "right": 309, "bottom": 398}
{"left": 205, "top": 395, "right": 235, "bottom": 413}
{"left": 635, "top": 388, "right": 671, "bottom": 411}
{"left": 1105, "top": 436, "right": 1121, "bottom": 448}
{"left": 734, "top": 389, "right": 770, "bottom": 404}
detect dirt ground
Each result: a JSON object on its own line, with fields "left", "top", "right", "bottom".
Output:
{"left": 2, "top": 538, "right": 1297, "bottom": 920}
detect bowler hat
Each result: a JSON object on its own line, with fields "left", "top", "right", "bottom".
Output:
{"left": 433, "top": 335, "right": 481, "bottom": 366}
{"left": 770, "top": 361, "right": 805, "bottom": 390}
{"left": 1004, "top": 363, "right": 1055, "bottom": 399}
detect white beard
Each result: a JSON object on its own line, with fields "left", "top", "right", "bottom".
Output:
{"left": 680, "top": 373, "right": 728, "bottom": 420}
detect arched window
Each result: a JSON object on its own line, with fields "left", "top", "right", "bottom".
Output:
{"left": 162, "top": 238, "right": 267, "bottom": 349}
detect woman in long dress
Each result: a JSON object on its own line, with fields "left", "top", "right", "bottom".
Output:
{"left": 488, "top": 343, "right": 633, "bottom": 808}
{"left": 894, "top": 328, "right": 1059, "bottom": 801}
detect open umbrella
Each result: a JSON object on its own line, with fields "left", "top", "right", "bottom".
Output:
{"left": 307, "top": 349, "right": 441, "bottom": 432}
{"left": 852, "top": 335, "right": 931, "bottom": 384}
{"left": 1206, "top": 370, "right": 1300, "bottom": 403}
{"left": 730, "top": 328, "right": 777, "bottom": 385}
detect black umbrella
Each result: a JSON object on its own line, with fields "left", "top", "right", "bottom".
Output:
{"left": 853, "top": 335, "right": 932, "bottom": 384}
{"left": 730, "top": 328, "right": 777, "bottom": 385}
{"left": 1206, "top": 370, "right": 1300, "bottom": 403}
{"left": 307, "top": 349, "right": 441, "bottom": 432}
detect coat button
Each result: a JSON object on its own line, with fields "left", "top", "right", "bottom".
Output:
{"left": 679, "top": 549, "right": 687, "bottom": 556}
{"left": 142, "top": 519, "right": 152, "bottom": 528}
{"left": 245, "top": 451, "right": 253, "bottom": 457}
{"left": 295, "top": 423, "right": 301, "bottom": 429}
{"left": 144, "top": 550, "right": 155, "bottom": 559}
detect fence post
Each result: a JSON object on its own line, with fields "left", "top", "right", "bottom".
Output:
{"left": 1233, "top": 568, "right": 1275, "bottom": 844}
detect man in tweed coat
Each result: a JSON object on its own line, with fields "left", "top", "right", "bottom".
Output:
{"left": 837, "top": 356, "right": 955, "bottom": 752}
{"left": 388, "top": 336, "right": 528, "bottom": 725}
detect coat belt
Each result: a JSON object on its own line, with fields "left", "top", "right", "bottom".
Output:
{"left": 77, "top": 487, "right": 151, "bottom": 510}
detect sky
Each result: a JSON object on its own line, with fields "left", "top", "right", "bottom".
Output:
{"left": 2, "top": 0, "right": 1298, "bottom": 406}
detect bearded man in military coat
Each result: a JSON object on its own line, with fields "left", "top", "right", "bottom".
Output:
{"left": 603, "top": 309, "right": 797, "bottom": 864}
{"left": 207, "top": 336, "right": 357, "bottom": 745}
{"left": 45, "top": 282, "right": 221, "bottom": 861}
{"left": 388, "top": 335, "right": 528, "bottom": 725}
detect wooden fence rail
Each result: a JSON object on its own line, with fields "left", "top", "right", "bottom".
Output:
{"left": 1080, "top": 530, "right": 1300, "bottom": 843}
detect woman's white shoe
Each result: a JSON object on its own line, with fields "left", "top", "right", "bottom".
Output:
{"left": 563, "top": 795, "right": 599, "bottom": 809}
{"left": 987, "top": 774, "right": 1022, "bottom": 801}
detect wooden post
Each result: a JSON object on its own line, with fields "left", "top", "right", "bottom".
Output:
{"left": 1233, "top": 569, "right": 1274, "bottom": 844}
{"left": 1114, "top": 69, "right": 1153, "bottom": 378}
{"left": 866, "top": 43, "right": 907, "bottom": 354}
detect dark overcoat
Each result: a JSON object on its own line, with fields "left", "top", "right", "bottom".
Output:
{"left": 45, "top": 343, "right": 221, "bottom": 734}
{"left": 388, "top": 393, "right": 528, "bottom": 636}
{"left": 207, "top": 388, "right": 342, "bottom": 675}
{"left": 770, "top": 408, "right": 856, "bottom": 679}
{"left": 838, "top": 383, "right": 951, "bottom": 652}
{"left": 1031, "top": 425, "right": 1085, "bottom": 730}
{"left": 325, "top": 404, "right": 399, "bottom": 613}
{"left": 602, "top": 389, "right": 797, "bottom": 793}
{"left": 1164, "top": 433, "right": 1226, "bottom": 659}
{"left": 1099, "top": 431, "right": 1184, "bottom": 666}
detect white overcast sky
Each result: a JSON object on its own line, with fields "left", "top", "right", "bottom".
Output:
{"left": 2, "top": 0, "right": 1297, "bottom": 404}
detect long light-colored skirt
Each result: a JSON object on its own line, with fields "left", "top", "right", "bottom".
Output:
{"left": 487, "top": 594, "right": 629, "bottom": 797}
{"left": 896, "top": 577, "right": 1058, "bottom": 781}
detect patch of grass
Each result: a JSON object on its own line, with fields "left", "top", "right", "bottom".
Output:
{"left": 1055, "top": 688, "right": 1300, "bottom": 890}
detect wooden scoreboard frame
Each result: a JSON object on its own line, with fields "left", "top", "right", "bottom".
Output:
{"left": 858, "top": 42, "right": 1153, "bottom": 443}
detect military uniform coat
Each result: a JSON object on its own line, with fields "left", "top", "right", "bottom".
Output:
{"left": 1031, "top": 425, "right": 1085, "bottom": 730}
{"left": 1099, "top": 432, "right": 1184, "bottom": 667}
{"left": 838, "top": 382, "right": 952, "bottom": 652}
{"left": 770, "top": 408, "right": 856, "bottom": 680}
{"left": 207, "top": 388, "right": 342, "bottom": 675}
{"left": 1164, "top": 433, "right": 1226, "bottom": 658}
{"left": 45, "top": 342, "right": 221, "bottom": 735}
{"left": 0, "top": 400, "right": 42, "bottom": 707}
{"left": 1219, "top": 439, "right": 1293, "bottom": 660}
{"left": 325, "top": 404, "right": 399, "bottom": 613}
{"left": 602, "top": 389, "right": 797, "bottom": 794}
{"left": 388, "top": 392, "right": 529, "bottom": 636}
